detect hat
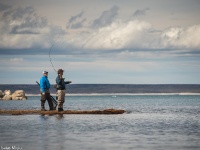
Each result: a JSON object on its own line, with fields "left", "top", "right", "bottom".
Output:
{"left": 43, "top": 71, "right": 48, "bottom": 74}
{"left": 57, "top": 69, "right": 64, "bottom": 74}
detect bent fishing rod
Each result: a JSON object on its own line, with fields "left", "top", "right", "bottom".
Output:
{"left": 48, "top": 43, "right": 71, "bottom": 92}
{"left": 49, "top": 44, "right": 57, "bottom": 73}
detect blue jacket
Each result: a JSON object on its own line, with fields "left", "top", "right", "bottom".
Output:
{"left": 40, "top": 76, "right": 50, "bottom": 93}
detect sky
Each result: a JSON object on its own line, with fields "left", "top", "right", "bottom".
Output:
{"left": 0, "top": 0, "right": 200, "bottom": 84}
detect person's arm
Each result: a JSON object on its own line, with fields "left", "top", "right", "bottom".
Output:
{"left": 40, "top": 78, "right": 45, "bottom": 93}
{"left": 65, "top": 81, "right": 72, "bottom": 84}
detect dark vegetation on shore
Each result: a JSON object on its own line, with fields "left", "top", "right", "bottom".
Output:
{"left": 0, "top": 84, "right": 200, "bottom": 94}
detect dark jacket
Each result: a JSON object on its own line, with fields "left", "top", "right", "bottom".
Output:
{"left": 56, "top": 76, "right": 65, "bottom": 90}
{"left": 56, "top": 76, "right": 70, "bottom": 90}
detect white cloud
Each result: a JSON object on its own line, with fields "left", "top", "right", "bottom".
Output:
{"left": 161, "top": 25, "right": 200, "bottom": 49}
{"left": 0, "top": 34, "right": 50, "bottom": 49}
{"left": 80, "top": 20, "right": 152, "bottom": 50}
{"left": 0, "top": 3, "right": 200, "bottom": 57}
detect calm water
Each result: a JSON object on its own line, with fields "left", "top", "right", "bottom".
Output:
{"left": 0, "top": 95, "right": 200, "bottom": 150}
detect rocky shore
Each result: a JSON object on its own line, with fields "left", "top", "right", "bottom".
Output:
{"left": 0, "top": 90, "right": 27, "bottom": 100}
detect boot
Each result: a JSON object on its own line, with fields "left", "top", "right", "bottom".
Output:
{"left": 58, "top": 108, "right": 63, "bottom": 112}
{"left": 41, "top": 100, "right": 46, "bottom": 111}
{"left": 41, "top": 107, "right": 47, "bottom": 111}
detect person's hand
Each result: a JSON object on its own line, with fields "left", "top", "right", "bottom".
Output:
{"left": 59, "top": 74, "right": 63, "bottom": 79}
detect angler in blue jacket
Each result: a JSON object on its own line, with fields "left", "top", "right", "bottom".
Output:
{"left": 40, "top": 71, "right": 53, "bottom": 111}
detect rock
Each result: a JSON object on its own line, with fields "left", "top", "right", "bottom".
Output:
{"left": 2, "top": 90, "right": 12, "bottom": 100}
{"left": 12, "top": 90, "right": 27, "bottom": 100}
{"left": 2, "top": 94, "right": 12, "bottom": 100}
{"left": 0, "top": 90, "right": 27, "bottom": 100}
{"left": 4, "top": 90, "right": 12, "bottom": 95}
{"left": 0, "top": 90, "right": 4, "bottom": 98}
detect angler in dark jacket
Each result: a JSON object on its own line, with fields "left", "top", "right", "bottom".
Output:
{"left": 40, "top": 71, "right": 53, "bottom": 111}
{"left": 56, "top": 69, "right": 71, "bottom": 112}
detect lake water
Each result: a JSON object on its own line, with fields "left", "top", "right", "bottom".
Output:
{"left": 0, "top": 94, "right": 200, "bottom": 150}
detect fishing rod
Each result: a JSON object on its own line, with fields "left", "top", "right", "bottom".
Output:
{"left": 49, "top": 44, "right": 57, "bottom": 73}
{"left": 48, "top": 42, "right": 71, "bottom": 93}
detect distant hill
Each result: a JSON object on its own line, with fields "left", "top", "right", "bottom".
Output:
{"left": 0, "top": 84, "right": 200, "bottom": 94}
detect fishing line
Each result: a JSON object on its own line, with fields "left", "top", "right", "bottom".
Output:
{"left": 48, "top": 39, "right": 71, "bottom": 93}
{"left": 49, "top": 44, "right": 57, "bottom": 73}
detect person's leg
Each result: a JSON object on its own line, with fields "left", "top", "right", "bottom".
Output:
{"left": 46, "top": 93, "right": 54, "bottom": 110}
{"left": 40, "top": 93, "right": 46, "bottom": 111}
{"left": 60, "top": 90, "right": 66, "bottom": 111}
{"left": 57, "top": 90, "right": 62, "bottom": 111}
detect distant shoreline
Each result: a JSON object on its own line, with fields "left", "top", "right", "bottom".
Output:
{"left": 1, "top": 84, "right": 200, "bottom": 94}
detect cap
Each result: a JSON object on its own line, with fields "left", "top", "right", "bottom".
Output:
{"left": 57, "top": 69, "right": 64, "bottom": 74}
{"left": 43, "top": 71, "right": 48, "bottom": 74}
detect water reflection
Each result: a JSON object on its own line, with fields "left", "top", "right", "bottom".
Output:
{"left": 39, "top": 114, "right": 49, "bottom": 120}
{"left": 39, "top": 114, "right": 64, "bottom": 120}
{"left": 55, "top": 114, "right": 64, "bottom": 120}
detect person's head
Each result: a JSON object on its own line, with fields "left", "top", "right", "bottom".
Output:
{"left": 57, "top": 69, "right": 64, "bottom": 75}
{"left": 43, "top": 71, "right": 48, "bottom": 76}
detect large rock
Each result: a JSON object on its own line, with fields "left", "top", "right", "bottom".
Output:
{"left": 2, "top": 90, "right": 12, "bottom": 100}
{"left": 4, "top": 90, "right": 12, "bottom": 95}
{"left": 12, "top": 90, "right": 27, "bottom": 100}
{"left": 0, "top": 90, "right": 4, "bottom": 98}
{"left": 2, "top": 94, "right": 12, "bottom": 100}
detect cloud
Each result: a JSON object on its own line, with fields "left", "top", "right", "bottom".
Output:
{"left": 0, "top": 3, "right": 11, "bottom": 12}
{"left": 70, "top": 18, "right": 87, "bottom": 29}
{"left": 0, "top": 3, "right": 199, "bottom": 58}
{"left": 92, "top": 5, "right": 119, "bottom": 28}
{"left": 0, "top": 3, "right": 65, "bottom": 50}
{"left": 67, "top": 11, "right": 86, "bottom": 29}
{"left": 132, "top": 8, "right": 150, "bottom": 18}
{"left": 161, "top": 25, "right": 200, "bottom": 50}
{"left": 68, "top": 11, "right": 84, "bottom": 23}
{"left": 82, "top": 19, "right": 153, "bottom": 50}
{"left": 1, "top": 6, "right": 48, "bottom": 34}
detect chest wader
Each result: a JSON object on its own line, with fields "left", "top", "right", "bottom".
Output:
{"left": 41, "top": 90, "right": 54, "bottom": 111}
{"left": 36, "top": 81, "right": 57, "bottom": 111}
{"left": 57, "top": 89, "right": 65, "bottom": 112}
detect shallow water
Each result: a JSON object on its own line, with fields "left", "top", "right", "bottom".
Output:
{"left": 0, "top": 95, "right": 200, "bottom": 150}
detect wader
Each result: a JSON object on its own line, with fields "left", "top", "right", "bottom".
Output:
{"left": 40, "top": 89, "right": 53, "bottom": 111}
{"left": 57, "top": 89, "right": 65, "bottom": 111}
